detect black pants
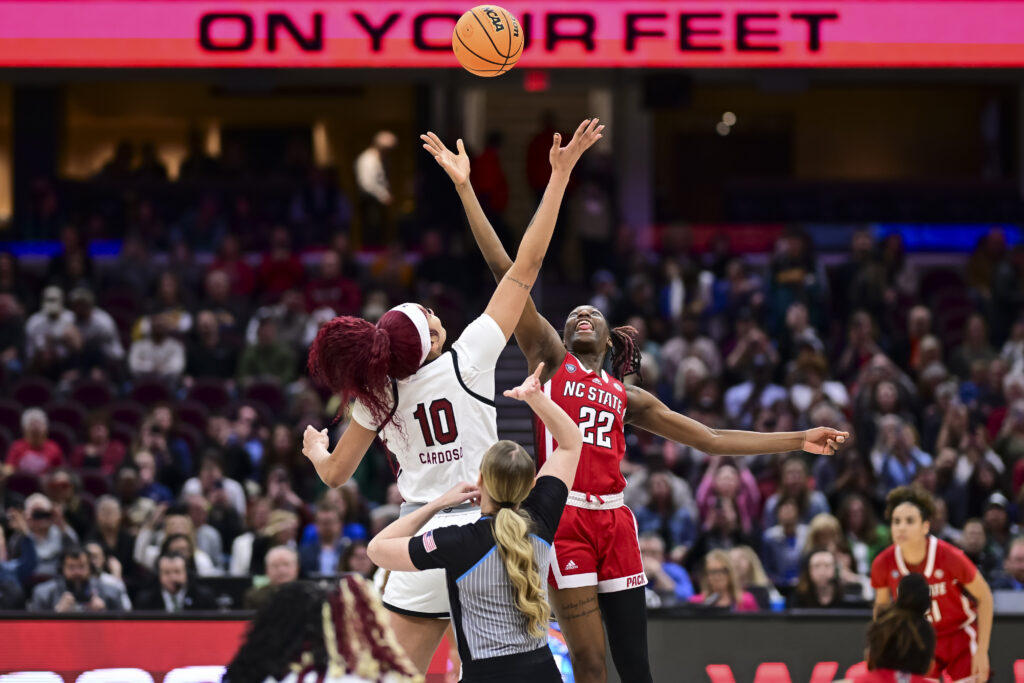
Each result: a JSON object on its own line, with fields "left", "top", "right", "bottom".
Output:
{"left": 600, "top": 587, "right": 654, "bottom": 683}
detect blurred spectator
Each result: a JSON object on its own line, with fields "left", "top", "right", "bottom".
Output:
{"left": 982, "top": 492, "right": 1018, "bottom": 558}
{"left": 835, "top": 311, "right": 882, "bottom": 383}
{"left": 135, "top": 507, "right": 218, "bottom": 576}
{"left": 203, "top": 415, "right": 252, "bottom": 484}
{"left": 209, "top": 235, "right": 255, "bottom": 297}
{"left": 182, "top": 453, "right": 247, "bottom": 519}
{"left": 71, "top": 412, "right": 126, "bottom": 475}
{"left": 951, "top": 314, "right": 996, "bottom": 380}
{"left": 0, "top": 464, "right": 26, "bottom": 528}
{"left": 991, "top": 245, "right": 1024, "bottom": 344}
{"left": 184, "top": 494, "right": 227, "bottom": 567}
{"left": 201, "top": 269, "right": 249, "bottom": 344}
{"left": 837, "top": 493, "right": 890, "bottom": 575}
{"left": 258, "top": 227, "right": 304, "bottom": 301}
{"left": 83, "top": 540, "right": 132, "bottom": 609}
{"left": 29, "top": 545, "right": 125, "bottom": 612}
{"left": 687, "top": 497, "right": 759, "bottom": 573}
{"left": 355, "top": 131, "right": 397, "bottom": 244}
{"left": 99, "top": 140, "right": 134, "bottom": 180}
{"left": 639, "top": 532, "right": 693, "bottom": 605}
{"left": 88, "top": 495, "right": 135, "bottom": 581}
{"left": 871, "top": 417, "right": 932, "bottom": 490}
{"left": 0, "top": 520, "right": 36, "bottom": 608}
{"left": 299, "top": 507, "right": 348, "bottom": 577}
{"left": 787, "top": 548, "right": 850, "bottom": 608}
{"left": 930, "top": 496, "right": 963, "bottom": 546}
{"left": 990, "top": 536, "right": 1024, "bottom": 590}
{"left": 0, "top": 293, "right": 25, "bottom": 377}
{"left": 229, "top": 497, "right": 271, "bottom": 577}
{"left": 249, "top": 509, "right": 299, "bottom": 575}
{"left": 106, "top": 237, "right": 155, "bottom": 298}
{"left": 25, "top": 285, "right": 75, "bottom": 377}
{"left": 128, "top": 312, "right": 185, "bottom": 384}
{"left": 778, "top": 302, "right": 824, "bottom": 366}
{"left": 723, "top": 354, "right": 787, "bottom": 429}
{"left": 245, "top": 289, "right": 310, "bottom": 354}
{"left": 244, "top": 545, "right": 299, "bottom": 610}
{"left": 305, "top": 249, "right": 361, "bottom": 316}
{"left": 526, "top": 110, "right": 558, "bottom": 202}
{"left": 135, "top": 142, "right": 168, "bottom": 181}
{"left": 47, "top": 227, "right": 95, "bottom": 293}
{"left": 160, "top": 531, "right": 218, "bottom": 578}
{"left": 44, "top": 468, "right": 93, "bottom": 540}
{"left": 960, "top": 518, "right": 1000, "bottom": 579}
{"left": 134, "top": 552, "right": 217, "bottom": 611}
{"left": 473, "top": 131, "right": 509, "bottom": 217}
{"left": 6, "top": 408, "right": 64, "bottom": 476}
{"left": 688, "top": 549, "right": 758, "bottom": 612}
{"left": 632, "top": 470, "right": 697, "bottom": 561}
{"left": 761, "top": 496, "right": 808, "bottom": 587}
{"left": 179, "top": 129, "right": 219, "bottom": 181}
{"left": 696, "top": 459, "right": 760, "bottom": 533}
{"left": 184, "top": 309, "right": 238, "bottom": 384}
{"left": 763, "top": 457, "right": 831, "bottom": 526}
{"left": 1000, "top": 319, "right": 1024, "bottom": 375}
{"left": 67, "top": 287, "right": 124, "bottom": 374}
{"left": 788, "top": 354, "right": 850, "bottom": 420}
{"left": 236, "top": 318, "right": 296, "bottom": 388}
{"left": 339, "top": 539, "right": 375, "bottom": 580}
{"left": 136, "top": 272, "right": 194, "bottom": 339}
{"left": 133, "top": 450, "right": 173, "bottom": 504}
{"left": 729, "top": 546, "right": 780, "bottom": 610}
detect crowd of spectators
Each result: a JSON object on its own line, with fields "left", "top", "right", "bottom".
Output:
{"left": 2, "top": 131, "right": 1023, "bottom": 614}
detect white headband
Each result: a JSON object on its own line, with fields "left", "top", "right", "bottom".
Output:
{"left": 388, "top": 303, "right": 432, "bottom": 365}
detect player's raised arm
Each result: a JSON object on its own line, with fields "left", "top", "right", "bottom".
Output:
{"left": 624, "top": 384, "right": 848, "bottom": 457}
{"left": 300, "top": 421, "right": 377, "bottom": 489}
{"left": 503, "top": 363, "right": 582, "bottom": 489}
{"left": 420, "top": 122, "right": 599, "bottom": 367}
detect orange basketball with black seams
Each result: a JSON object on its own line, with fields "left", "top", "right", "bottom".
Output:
{"left": 452, "top": 5, "right": 524, "bottom": 77}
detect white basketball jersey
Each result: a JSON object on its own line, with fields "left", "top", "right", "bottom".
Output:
{"left": 351, "top": 314, "right": 504, "bottom": 503}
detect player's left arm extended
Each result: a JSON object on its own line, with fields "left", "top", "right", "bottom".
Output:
{"left": 367, "top": 482, "right": 480, "bottom": 572}
{"left": 965, "top": 573, "right": 993, "bottom": 678}
{"left": 624, "top": 385, "right": 847, "bottom": 456}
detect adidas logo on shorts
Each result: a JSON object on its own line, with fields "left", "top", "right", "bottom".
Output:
{"left": 564, "top": 560, "right": 579, "bottom": 571}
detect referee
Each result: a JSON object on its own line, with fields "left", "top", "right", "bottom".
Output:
{"left": 369, "top": 363, "right": 582, "bottom": 682}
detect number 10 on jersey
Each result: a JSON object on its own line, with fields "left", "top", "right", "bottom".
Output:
{"left": 413, "top": 399, "right": 459, "bottom": 447}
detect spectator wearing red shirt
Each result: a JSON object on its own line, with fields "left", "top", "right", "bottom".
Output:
{"left": 70, "top": 412, "right": 126, "bottom": 476}
{"left": 209, "top": 234, "right": 255, "bottom": 297}
{"left": 473, "top": 132, "right": 509, "bottom": 216}
{"left": 258, "top": 227, "right": 305, "bottom": 302}
{"left": 305, "top": 250, "right": 361, "bottom": 316}
{"left": 6, "top": 408, "right": 64, "bottom": 476}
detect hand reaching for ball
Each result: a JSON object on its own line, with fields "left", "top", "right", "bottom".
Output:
{"left": 421, "top": 132, "right": 470, "bottom": 187}
{"left": 550, "top": 118, "right": 604, "bottom": 177}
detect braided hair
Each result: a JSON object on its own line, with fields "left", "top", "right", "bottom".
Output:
{"left": 224, "top": 581, "right": 328, "bottom": 683}
{"left": 866, "top": 573, "right": 935, "bottom": 674}
{"left": 610, "top": 325, "right": 642, "bottom": 381}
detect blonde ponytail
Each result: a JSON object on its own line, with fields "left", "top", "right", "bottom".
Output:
{"left": 493, "top": 507, "right": 550, "bottom": 638}
{"left": 481, "top": 440, "right": 551, "bottom": 640}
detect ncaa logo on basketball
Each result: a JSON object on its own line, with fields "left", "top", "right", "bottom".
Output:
{"left": 566, "top": 364, "right": 577, "bottom": 373}
{"left": 483, "top": 7, "right": 505, "bottom": 32}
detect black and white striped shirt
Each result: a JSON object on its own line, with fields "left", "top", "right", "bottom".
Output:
{"left": 409, "top": 476, "right": 567, "bottom": 681}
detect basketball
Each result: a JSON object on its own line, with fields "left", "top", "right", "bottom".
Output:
{"left": 452, "top": 5, "right": 524, "bottom": 77}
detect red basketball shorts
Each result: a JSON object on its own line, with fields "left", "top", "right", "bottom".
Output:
{"left": 929, "top": 625, "right": 978, "bottom": 682}
{"left": 547, "top": 492, "right": 647, "bottom": 593}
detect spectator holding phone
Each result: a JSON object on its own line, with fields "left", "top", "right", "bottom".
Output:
{"left": 8, "top": 494, "right": 77, "bottom": 581}
{"left": 181, "top": 452, "right": 246, "bottom": 518}
{"left": 29, "top": 545, "right": 125, "bottom": 612}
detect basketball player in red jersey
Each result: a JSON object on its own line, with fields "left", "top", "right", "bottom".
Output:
{"left": 421, "top": 133, "right": 848, "bottom": 683}
{"left": 836, "top": 573, "right": 937, "bottom": 683}
{"left": 871, "top": 487, "right": 993, "bottom": 682}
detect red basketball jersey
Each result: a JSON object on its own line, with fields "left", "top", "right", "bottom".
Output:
{"left": 534, "top": 353, "right": 628, "bottom": 496}
{"left": 850, "top": 670, "right": 933, "bottom": 683}
{"left": 870, "top": 536, "right": 978, "bottom": 637}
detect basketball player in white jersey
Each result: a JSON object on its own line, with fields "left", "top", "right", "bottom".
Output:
{"left": 301, "top": 118, "right": 604, "bottom": 672}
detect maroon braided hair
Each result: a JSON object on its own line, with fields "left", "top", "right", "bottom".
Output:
{"left": 307, "top": 310, "right": 424, "bottom": 428}
{"left": 610, "top": 325, "right": 642, "bottom": 381}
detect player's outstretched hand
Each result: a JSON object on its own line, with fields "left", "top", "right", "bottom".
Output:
{"left": 302, "top": 424, "right": 329, "bottom": 461}
{"left": 436, "top": 481, "right": 481, "bottom": 509}
{"left": 802, "top": 427, "right": 849, "bottom": 456}
{"left": 503, "top": 363, "right": 545, "bottom": 402}
{"left": 421, "top": 132, "right": 470, "bottom": 187}
{"left": 549, "top": 118, "right": 604, "bottom": 176}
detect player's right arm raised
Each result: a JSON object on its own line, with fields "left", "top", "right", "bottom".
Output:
{"left": 420, "top": 122, "right": 600, "bottom": 367}
{"left": 503, "top": 363, "right": 582, "bottom": 489}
